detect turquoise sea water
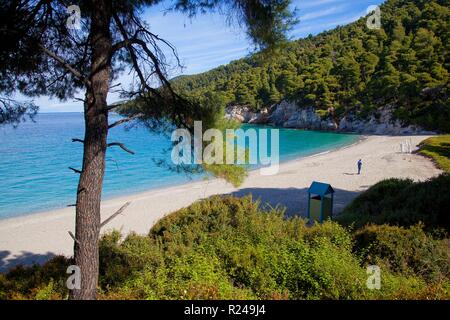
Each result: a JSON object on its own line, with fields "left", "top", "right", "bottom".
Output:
{"left": 0, "top": 113, "right": 360, "bottom": 219}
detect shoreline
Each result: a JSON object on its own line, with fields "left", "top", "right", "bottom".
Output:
{"left": 0, "top": 134, "right": 442, "bottom": 271}
{"left": 0, "top": 133, "right": 364, "bottom": 222}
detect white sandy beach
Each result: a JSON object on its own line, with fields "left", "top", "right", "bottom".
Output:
{"left": 0, "top": 135, "right": 442, "bottom": 271}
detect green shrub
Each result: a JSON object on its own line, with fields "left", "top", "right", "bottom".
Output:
{"left": 99, "top": 230, "right": 164, "bottom": 289}
{"left": 418, "top": 135, "right": 450, "bottom": 173}
{"left": 354, "top": 224, "right": 450, "bottom": 282}
{"left": 0, "top": 256, "right": 69, "bottom": 300}
{"left": 1, "top": 195, "right": 448, "bottom": 300}
{"left": 307, "top": 237, "right": 367, "bottom": 299}
{"left": 369, "top": 272, "right": 450, "bottom": 300}
{"left": 303, "top": 220, "right": 353, "bottom": 251}
{"left": 337, "top": 174, "right": 450, "bottom": 233}
{"left": 148, "top": 196, "right": 368, "bottom": 299}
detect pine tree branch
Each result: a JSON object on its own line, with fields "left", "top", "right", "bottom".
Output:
{"left": 68, "top": 231, "right": 80, "bottom": 244}
{"left": 100, "top": 202, "right": 131, "bottom": 228}
{"left": 39, "top": 44, "right": 90, "bottom": 86}
{"left": 107, "top": 142, "right": 135, "bottom": 154}
{"left": 111, "top": 14, "right": 162, "bottom": 99}
{"left": 68, "top": 167, "right": 82, "bottom": 174}
{"left": 108, "top": 114, "right": 142, "bottom": 129}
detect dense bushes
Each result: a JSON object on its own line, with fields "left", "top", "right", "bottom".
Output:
{"left": 1, "top": 195, "right": 449, "bottom": 300}
{"left": 0, "top": 256, "right": 69, "bottom": 300}
{"left": 115, "top": 196, "right": 367, "bottom": 299}
{"left": 354, "top": 224, "right": 450, "bottom": 282}
{"left": 337, "top": 174, "right": 450, "bottom": 233}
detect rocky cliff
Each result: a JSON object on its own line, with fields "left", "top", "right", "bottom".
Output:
{"left": 225, "top": 101, "right": 435, "bottom": 135}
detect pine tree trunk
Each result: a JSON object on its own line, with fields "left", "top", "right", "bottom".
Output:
{"left": 70, "top": 0, "right": 111, "bottom": 300}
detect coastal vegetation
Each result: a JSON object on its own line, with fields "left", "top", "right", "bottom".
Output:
{"left": 172, "top": 0, "right": 450, "bottom": 132}
{"left": 1, "top": 186, "right": 449, "bottom": 300}
{"left": 418, "top": 135, "right": 450, "bottom": 172}
{"left": 337, "top": 174, "right": 450, "bottom": 232}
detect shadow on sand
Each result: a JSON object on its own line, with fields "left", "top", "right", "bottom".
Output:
{"left": 230, "top": 187, "right": 360, "bottom": 218}
{"left": 0, "top": 250, "right": 57, "bottom": 273}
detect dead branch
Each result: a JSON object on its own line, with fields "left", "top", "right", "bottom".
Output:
{"left": 39, "top": 44, "right": 90, "bottom": 86}
{"left": 111, "top": 13, "right": 163, "bottom": 99}
{"left": 72, "top": 138, "right": 84, "bottom": 143}
{"left": 108, "top": 113, "right": 142, "bottom": 129}
{"left": 107, "top": 142, "right": 135, "bottom": 154}
{"left": 68, "top": 231, "right": 80, "bottom": 244}
{"left": 69, "top": 167, "right": 82, "bottom": 174}
{"left": 100, "top": 202, "right": 131, "bottom": 228}
{"left": 110, "top": 82, "right": 122, "bottom": 89}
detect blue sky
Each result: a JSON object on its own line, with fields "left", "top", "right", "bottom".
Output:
{"left": 30, "top": 0, "right": 385, "bottom": 112}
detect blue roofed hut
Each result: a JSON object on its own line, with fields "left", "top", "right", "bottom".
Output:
{"left": 307, "top": 181, "right": 334, "bottom": 223}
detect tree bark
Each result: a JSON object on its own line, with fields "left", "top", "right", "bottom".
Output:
{"left": 70, "top": 0, "right": 112, "bottom": 300}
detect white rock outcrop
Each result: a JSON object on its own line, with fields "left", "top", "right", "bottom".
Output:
{"left": 225, "top": 101, "right": 434, "bottom": 135}
{"left": 338, "top": 106, "right": 434, "bottom": 135}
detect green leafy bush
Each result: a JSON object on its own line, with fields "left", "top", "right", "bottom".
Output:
{"left": 0, "top": 256, "right": 69, "bottom": 300}
{"left": 337, "top": 174, "right": 450, "bottom": 233}
{"left": 1, "top": 196, "right": 448, "bottom": 300}
{"left": 354, "top": 224, "right": 450, "bottom": 282}
{"left": 418, "top": 135, "right": 450, "bottom": 173}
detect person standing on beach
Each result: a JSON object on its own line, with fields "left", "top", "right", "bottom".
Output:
{"left": 357, "top": 159, "right": 362, "bottom": 175}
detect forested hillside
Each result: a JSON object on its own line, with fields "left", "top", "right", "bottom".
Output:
{"left": 172, "top": 0, "right": 450, "bottom": 132}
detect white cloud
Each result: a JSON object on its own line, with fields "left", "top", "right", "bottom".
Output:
{"left": 299, "top": 5, "right": 346, "bottom": 22}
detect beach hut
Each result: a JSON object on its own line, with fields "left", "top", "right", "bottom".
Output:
{"left": 307, "top": 181, "right": 334, "bottom": 223}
